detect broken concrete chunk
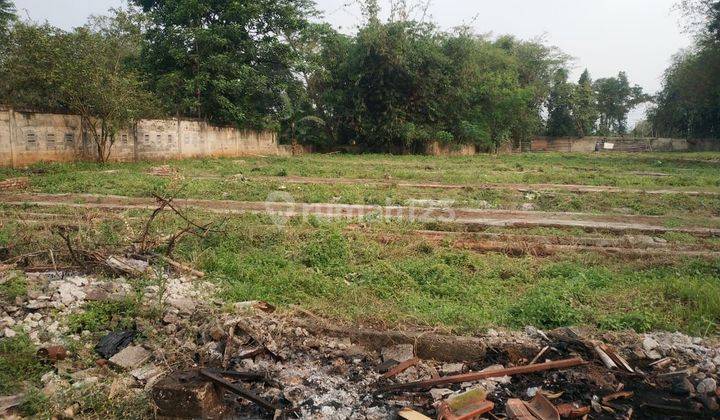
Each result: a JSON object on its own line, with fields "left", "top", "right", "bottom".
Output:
{"left": 109, "top": 345, "right": 151, "bottom": 371}
{"left": 698, "top": 378, "right": 718, "bottom": 395}
{"left": 643, "top": 336, "right": 660, "bottom": 351}
{"left": 381, "top": 344, "right": 414, "bottom": 362}
{"left": 442, "top": 363, "right": 465, "bottom": 375}
{"left": 152, "top": 371, "right": 226, "bottom": 419}
{"left": 429, "top": 388, "right": 453, "bottom": 401}
{"left": 105, "top": 256, "right": 150, "bottom": 278}
{"left": 130, "top": 363, "right": 165, "bottom": 383}
{"left": 167, "top": 297, "right": 197, "bottom": 315}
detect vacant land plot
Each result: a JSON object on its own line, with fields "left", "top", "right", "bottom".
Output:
{"left": 2, "top": 152, "right": 720, "bottom": 336}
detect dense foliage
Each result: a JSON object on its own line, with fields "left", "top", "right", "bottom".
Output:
{"left": 0, "top": 8, "right": 158, "bottom": 161}
{"left": 650, "top": 0, "right": 720, "bottom": 139}
{"left": 1, "top": 0, "right": 692, "bottom": 155}
{"left": 132, "top": 0, "right": 316, "bottom": 130}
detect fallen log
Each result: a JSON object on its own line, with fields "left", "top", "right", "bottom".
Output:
{"left": 379, "top": 357, "right": 585, "bottom": 391}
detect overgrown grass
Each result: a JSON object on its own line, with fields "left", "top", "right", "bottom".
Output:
{"left": 0, "top": 272, "right": 27, "bottom": 303}
{"left": 171, "top": 218, "right": 720, "bottom": 336}
{"left": 67, "top": 299, "right": 140, "bottom": 333}
{"left": 0, "top": 334, "right": 46, "bottom": 395}
{"left": 9, "top": 153, "right": 720, "bottom": 218}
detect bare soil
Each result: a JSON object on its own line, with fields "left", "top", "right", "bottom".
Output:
{"left": 2, "top": 192, "right": 719, "bottom": 236}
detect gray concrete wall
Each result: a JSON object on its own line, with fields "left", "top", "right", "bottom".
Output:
{"left": 0, "top": 108, "right": 281, "bottom": 168}
{"left": 530, "top": 136, "right": 705, "bottom": 153}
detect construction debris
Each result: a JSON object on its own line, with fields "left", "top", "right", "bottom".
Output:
{"left": 151, "top": 371, "right": 226, "bottom": 419}
{"left": 95, "top": 331, "right": 135, "bottom": 359}
{"left": 199, "top": 369, "right": 280, "bottom": 412}
{"left": 380, "top": 357, "right": 586, "bottom": 391}
{"left": 108, "top": 345, "right": 151, "bottom": 371}
{"left": 3, "top": 269, "right": 720, "bottom": 419}
{"left": 437, "top": 388, "right": 494, "bottom": 420}
{"left": 398, "top": 407, "right": 433, "bottom": 420}
{"left": 37, "top": 345, "right": 67, "bottom": 362}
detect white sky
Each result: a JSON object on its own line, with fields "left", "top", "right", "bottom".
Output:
{"left": 14, "top": 0, "right": 694, "bottom": 125}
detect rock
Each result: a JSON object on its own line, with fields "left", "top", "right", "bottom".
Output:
{"left": 105, "top": 256, "right": 150, "bottom": 277}
{"left": 26, "top": 300, "right": 50, "bottom": 310}
{"left": 643, "top": 336, "right": 659, "bottom": 352}
{"left": 208, "top": 325, "right": 226, "bottom": 342}
{"left": 168, "top": 298, "right": 196, "bottom": 315}
{"left": 526, "top": 387, "right": 540, "bottom": 398}
{"left": 442, "top": 363, "right": 465, "bottom": 375}
{"left": 429, "top": 388, "right": 453, "bottom": 401}
{"left": 109, "top": 346, "right": 151, "bottom": 371}
{"left": 701, "top": 395, "right": 720, "bottom": 411}
{"left": 671, "top": 376, "right": 695, "bottom": 396}
{"left": 381, "top": 344, "right": 414, "bottom": 362}
{"left": 63, "top": 403, "right": 80, "bottom": 418}
{"left": 698, "top": 378, "right": 718, "bottom": 395}
{"left": 521, "top": 203, "right": 535, "bottom": 211}
{"left": 3, "top": 327, "right": 16, "bottom": 338}
{"left": 85, "top": 288, "right": 109, "bottom": 301}
{"left": 57, "top": 282, "right": 86, "bottom": 305}
{"left": 130, "top": 363, "right": 165, "bottom": 385}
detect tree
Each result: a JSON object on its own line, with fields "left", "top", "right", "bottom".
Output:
{"left": 546, "top": 69, "right": 576, "bottom": 137}
{"left": 134, "top": 0, "right": 315, "bottom": 129}
{"left": 60, "top": 18, "right": 158, "bottom": 162}
{"left": 678, "top": 0, "right": 720, "bottom": 42}
{"left": 650, "top": 47, "right": 720, "bottom": 138}
{"left": 572, "top": 69, "right": 598, "bottom": 136}
{"left": 594, "top": 72, "right": 648, "bottom": 135}
{"left": 0, "top": 0, "right": 14, "bottom": 36}
{"left": 649, "top": 0, "right": 720, "bottom": 139}
{"left": 0, "top": 10, "right": 158, "bottom": 162}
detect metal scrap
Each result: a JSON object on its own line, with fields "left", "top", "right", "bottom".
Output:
{"left": 379, "top": 357, "right": 421, "bottom": 380}
{"left": 437, "top": 388, "right": 494, "bottom": 420}
{"left": 199, "top": 368, "right": 280, "bottom": 412}
{"left": 380, "top": 358, "right": 585, "bottom": 391}
{"left": 602, "top": 391, "right": 634, "bottom": 403}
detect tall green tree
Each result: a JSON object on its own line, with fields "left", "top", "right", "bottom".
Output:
{"left": 572, "top": 69, "right": 598, "bottom": 136}
{"left": 546, "top": 69, "right": 575, "bottom": 137}
{"left": 133, "top": 0, "right": 315, "bottom": 129}
{"left": 594, "top": 72, "right": 648, "bottom": 135}
{"left": 0, "top": 11, "right": 158, "bottom": 162}
{"left": 650, "top": 0, "right": 720, "bottom": 139}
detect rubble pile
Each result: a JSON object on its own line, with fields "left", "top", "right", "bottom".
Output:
{"left": 1, "top": 268, "right": 720, "bottom": 419}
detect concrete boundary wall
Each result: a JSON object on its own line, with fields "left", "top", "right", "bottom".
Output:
{"left": 0, "top": 108, "right": 286, "bottom": 168}
{"left": 529, "top": 136, "right": 720, "bottom": 153}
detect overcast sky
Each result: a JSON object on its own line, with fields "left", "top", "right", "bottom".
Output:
{"left": 14, "top": 0, "right": 693, "bottom": 125}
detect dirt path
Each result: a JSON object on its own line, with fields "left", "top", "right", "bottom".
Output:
{"left": 2, "top": 192, "right": 719, "bottom": 236}
{"left": 360, "top": 228, "right": 720, "bottom": 259}
{"left": 249, "top": 175, "right": 720, "bottom": 196}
